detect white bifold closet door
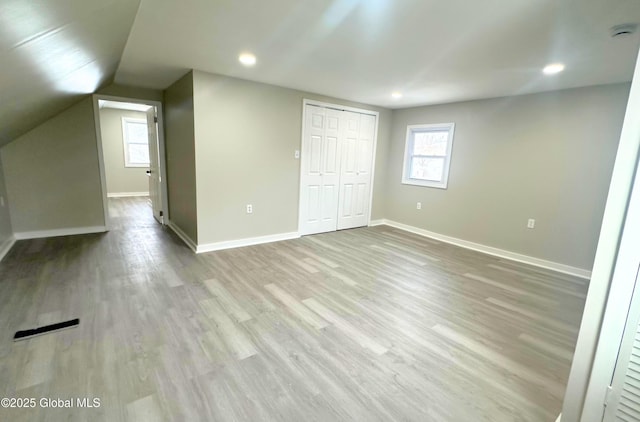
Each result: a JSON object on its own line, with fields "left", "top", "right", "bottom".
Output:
{"left": 299, "top": 106, "right": 343, "bottom": 235}
{"left": 299, "top": 104, "right": 376, "bottom": 236}
{"left": 603, "top": 263, "right": 640, "bottom": 422}
{"left": 337, "top": 111, "right": 375, "bottom": 230}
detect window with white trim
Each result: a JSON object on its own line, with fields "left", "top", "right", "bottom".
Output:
{"left": 122, "top": 117, "right": 150, "bottom": 167}
{"left": 401, "top": 123, "right": 455, "bottom": 189}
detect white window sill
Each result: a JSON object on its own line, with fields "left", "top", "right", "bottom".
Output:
{"left": 401, "top": 178, "right": 448, "bottom": 189}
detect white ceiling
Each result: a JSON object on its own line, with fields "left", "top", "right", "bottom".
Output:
{"left": 2, "top": 0, "right": 640, "bottom": 147}
{"left": 0, "top": 0, "right": 140, "bottom": 146}
{"left": 116, "top": 0, "right": 640, "bottom": 109}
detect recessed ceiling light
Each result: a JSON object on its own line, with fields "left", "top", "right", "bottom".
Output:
{"left": 391, "top": 91, "right": 403, "bottom": 99}
{"left": 239, "top": 53, "right": 257, "bottom": 67}
{"left": 543, "top": 63, "right": 565, "bottom": 75}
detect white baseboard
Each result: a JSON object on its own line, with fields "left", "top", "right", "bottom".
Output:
{"left": 166, "top": 220, "right": 298, "bottom": 254}
{"left": 374, "top": 219, "right": 591, "bottom": 279}
{"left": 196, "top": 231, "right": 300, "bottom": 253}
{"left": 14, "top": 226, "right": 107, "bottom": 240}
{"left": 0, "top": 235, "right": 16, "bottom": 261}
{"left": 555, "top": 413, "right": 561, "bottom": 422}
{"left": 369, "top": 219, "right": 386, "bottom": 227}
{"left": 167, "top": 220, "right": 198, "bottom": 253}
{"left": 107, "top": 192, "right": 149, "bottom": 198}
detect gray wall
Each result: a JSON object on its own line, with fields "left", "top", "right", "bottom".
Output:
{"left": 192, "top": 70, "right": 391, "bottom": 245}
{"left": 164, "top": 71, "right": 198, "bottom": 243}
{"left": 0, "top": 157, "right": 13, "bottom": 249}
{"left": 384, "top": 83, "right": 630, "bottom": 270}
{"left": 0, "top": 97, "right": 105, "bottom": 233}
{"left": 99, "top": 108, "right": 149, "bottom": 195}
{"left": 98, "top": 83, "right": 164, "bottom": 103}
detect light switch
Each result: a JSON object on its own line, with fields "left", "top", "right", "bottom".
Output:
{"left": 294, "top": 150, "right": 300, "bottom": 159}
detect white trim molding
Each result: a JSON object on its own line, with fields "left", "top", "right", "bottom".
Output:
{"left": 197, "top": 231, "right": 300, "bottom": 254}
{"left": 302, "top": 99, "right": 380, "bottom": 116}
{"left": 107, "top": 192, "right": 149, "bottom": 198}
{"left": 373, "top": 219, "right": 591, "bottom": 279}
{"left": 167, "top": 220, "right": 299, "bottom": 254}
{"left": 167, "top": 220, "right": 198, "bottom": 253}
{"left": 14, "top": 226, "right": 107, "bottom": 240}
{"left": 0, "top": 235, "right": 16, "bottom": 262}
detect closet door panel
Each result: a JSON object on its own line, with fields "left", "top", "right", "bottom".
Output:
{"left": 338, "top": 111, "right": 375, "bottom": 230}
{"left": 299, "top": 105, "right": 344, "bottom": 234}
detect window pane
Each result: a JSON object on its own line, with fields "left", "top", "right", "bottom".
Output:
{"left": 128, "top": 143, "right": 150, "bottom": 165}
{"left": 126, "top": 121, "right": 148, "bottom": 144}
{"left": 412, "top": 131, "right": 448, "bottom": 156}
{"left": 410, "top": 157, "right": 444, "bottom": 181}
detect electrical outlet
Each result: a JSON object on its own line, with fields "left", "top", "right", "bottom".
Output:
{"left": 246, "top": 204, "right": 253, "bottom": 214}
{"left": 294, "top": 150, "right": 300, "bottom": 159}
{"left": 527, "top": 218, "right": 535, "bottom": 229}
{"left": 416, "top": 202, "right": 422, "bottom": 210}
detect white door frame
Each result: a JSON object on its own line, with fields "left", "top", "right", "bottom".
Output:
{"left": 298, "top": 99, "right": 380, "bottom": 234}
{"left": 92, "top": 94, "right": 169, "bottom": 229}
{"left": 581, "top": 151, "right": 640, "bottom": 421}
{"left": 561, "top": 47, "right": 640, "bottom": 422}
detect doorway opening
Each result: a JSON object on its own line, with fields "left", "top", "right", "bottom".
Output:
{"left": 92, "top": 95, "right": 168, "bottom": 230}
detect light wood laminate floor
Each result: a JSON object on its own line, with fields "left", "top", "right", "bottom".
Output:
{"left": 0, "top": 197, "right": 588, "bottom": 421}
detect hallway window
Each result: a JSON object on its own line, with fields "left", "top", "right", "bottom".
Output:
{"left": 122, "top": 117, "right": 150, "bottom": 167}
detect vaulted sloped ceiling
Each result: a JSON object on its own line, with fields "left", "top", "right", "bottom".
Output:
{"left": 2, "top": 0, "right": 640, "bottom": 148}
{"left": 0, "top": 0, "right": 141, "bottom": 146}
